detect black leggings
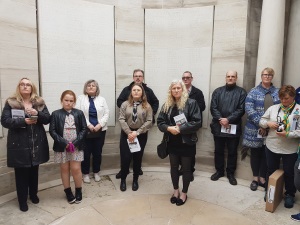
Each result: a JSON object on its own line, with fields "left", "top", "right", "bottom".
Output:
{"left": 169, "top": 153, "right": 192, "bottom": 193}
{"left": 250, "top": 146, "right": 267, "bottom": 178}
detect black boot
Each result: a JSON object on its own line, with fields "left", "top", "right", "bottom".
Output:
{"left": 132, "top": 179, "right": 139, "bottom": 191}
{"left": 64, "top": 187, "right": 75, "bottom": 204}
{"left": 75, "top": 187, "right": 82, "bottom": 204}
{"left": 120, "top": 179, "right": 126, "bottom": 192}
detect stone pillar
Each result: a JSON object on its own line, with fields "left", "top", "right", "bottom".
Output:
{"left": 255, "top": 0, "right": 285, "bottom": 87}
{"left": 283, "top": 0, "right": 300, "bottom": 86}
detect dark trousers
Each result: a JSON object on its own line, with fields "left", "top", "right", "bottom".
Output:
{"left": 294, "top": 159, "right": 300, "bottom": 192}
{"left": 250, "top": 146, "right": 267, "bottom": 178}
{"left": 169, "top": 153, "right": 192, "bottom": 193}
{"left": 14, "top": 165, "right": 39, "bottom": 205}
{"left": 81, "top": 131, "right": 106, "bottom": 174}
{"left": 120, "top": 130, "right": 148, "bottom": 180}
{"left": 265, "top": 147, "right": 297, "bottom": 196}
{"left": 213, "top": 136, "right": 240, "bottom": 175}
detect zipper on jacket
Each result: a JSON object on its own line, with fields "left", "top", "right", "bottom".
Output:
{"left": 31, "top": 125, "right": 35, "bottom": 158}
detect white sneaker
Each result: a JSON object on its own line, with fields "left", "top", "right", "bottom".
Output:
{"left": 94, "top": 172, "right": 101, "bottom": 182}
{"left": 83, "top": 174, "right": 91, "bottom": 183}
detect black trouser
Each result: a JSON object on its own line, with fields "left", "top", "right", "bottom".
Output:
{"left": 265, "top": 147, "right": 297, "bottom": 196}
{"left": 14, "top": 165, "right": 39, "bottom": 205}
{"left": 120, "top": 130, "right": 148, "bottom": 180}
{"left": 250, "top": 146, "right": 267, "bottom": 178}
{"left": 213, "top": 136, "right": 240, "bottom": 175}
{"left": 81, "top": 131, "right": 106, "bottom": 174}
{"left": 169, "top": 153, "right": 192, "bottom": 193}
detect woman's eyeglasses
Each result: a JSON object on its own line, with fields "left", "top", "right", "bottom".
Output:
{"left": 262, "top": 74, "right": 273, "bottom": 78}
{"left": 19, "top": 83, "right": 31, "bottom": 88}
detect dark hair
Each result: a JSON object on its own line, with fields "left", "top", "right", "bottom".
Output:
{"left": 60, "top": 90, "right": 77, "bottom": 103}
{"left": 279, "top": 85, "right": 296, "bottom": 99}
{"left": 133, "top": 69, "right": 144, "bottom": 77}
{"left": 128, "top": 84, "right": 149, "bottom": 109}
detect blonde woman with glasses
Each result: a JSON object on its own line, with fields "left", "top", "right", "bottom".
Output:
{"left": 1, "top": 78, "right": 50, "bottom": 212}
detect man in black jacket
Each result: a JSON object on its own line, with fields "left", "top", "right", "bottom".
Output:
{"left": 115, "top": 69, "right": 159, "bottom": 179}
{"left": 210, "top": 70, "right": 246, "bottom": 185}
{"left": 181, "top": 71, "right": 206, "bottom": 179}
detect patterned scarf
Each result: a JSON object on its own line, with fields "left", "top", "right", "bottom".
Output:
{"left": 132, "top": 101, "right": 141, "bottom": 123}
{"left": 280, "top": 101, "right": 296, "bottom": 132}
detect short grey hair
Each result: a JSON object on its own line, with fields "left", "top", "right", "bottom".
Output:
{"left": 83, "top": 79, "right": 100, "bottom": 96}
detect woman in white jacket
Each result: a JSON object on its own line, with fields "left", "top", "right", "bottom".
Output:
{"left": 259, "top": 85, "right": 300, "bottom": 209}
{"left": 77, "top": 80, "right": 109, "bottom": 183}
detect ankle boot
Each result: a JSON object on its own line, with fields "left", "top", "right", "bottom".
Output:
{"left": 75, "top": 187, "right": 82, "bottom": 204}
{"left": 64, "top": 187, "right": 75, "bottom": 204}
{"left": 120, "top": 179, "right": 126, "bottom": 192}
{"left": 132, "top": 179, "right": 139, "bottom": 191}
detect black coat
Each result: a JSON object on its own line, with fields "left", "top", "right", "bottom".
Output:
{"left": 157, "top": 99, "right": 202, "bottom": 145}
{"left": 210, "top": 84, "right": 247, "bottom": 137}
{"left": 117, "top": 82, "right": 159, "bottom": 115}
{"left": 49, "top": 108, "right": 87, "bottom": 152}
{"left": 189, "top": 85, "right": 206, "bottom": 126}
{"left": 1, "top": 97, "right": 50, "bottom": 168}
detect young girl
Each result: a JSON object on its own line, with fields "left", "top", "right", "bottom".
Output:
{"left": 49, "top": 90, "right": 87, "bottom": 204}
{"left": 119, "top": 84, "right": 153, "bottom": 192}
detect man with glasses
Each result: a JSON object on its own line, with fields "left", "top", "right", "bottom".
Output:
{"left": 115, "top": 69, "right": 159, "bottom": 179}
{"left": 181, "top": 71, "right": 206, "bottom": 180}
{"left": 182, "top": 71, "right": 206, "bottom": 124}
{"left": 210, "top": 70, "right": 247, "bottom": 185}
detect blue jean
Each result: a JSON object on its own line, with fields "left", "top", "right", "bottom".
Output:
{"left": 265, "top": 147, "right": 297, "bottom": 196}
{"left": 213, "top": 136, "right": 240, "bottom": 175}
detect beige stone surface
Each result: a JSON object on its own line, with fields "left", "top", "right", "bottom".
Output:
{"left": 1, "top": 170, "right": 298, "bottom": 225}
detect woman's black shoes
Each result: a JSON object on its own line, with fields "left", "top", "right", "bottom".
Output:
{"left": 132, "top": 180, "right": 139, "bottom": 191}
{"left": 170, "top": 195, "right": 178, "bottom": 204}
{"left": 176, "top": 196, "right": 187, "bottom": 206}
{"left": 120, "top": 180, "right": 127, "bottom": 192}
{"left": 30, "top": 195, "right": 39, "bottom": 204}
{"left": 250, "top": 180, "right": 258, "bottom": 191}
{"left": 19, "top": 203, "right": 28, "bottom": 212}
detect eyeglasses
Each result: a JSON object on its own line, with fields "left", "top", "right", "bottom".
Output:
{"left": 182, "top": 77, "right": 192, "bottom": 80}
{"left": 19, "top": 83, "right": 31, "bottom": 88}
{"left": 133, "top": 75, "right": 143, "bottom": 78}
{"left": 262, "top": 74, "right": 273, "bottom": 78}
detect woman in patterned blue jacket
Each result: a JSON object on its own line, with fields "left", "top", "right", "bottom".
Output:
{"left": 243, "top": 67, "right": 280, "bottom": 191}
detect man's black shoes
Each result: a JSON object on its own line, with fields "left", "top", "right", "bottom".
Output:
{"left": 210, "top": 172, "right": 224, "bottom": 181}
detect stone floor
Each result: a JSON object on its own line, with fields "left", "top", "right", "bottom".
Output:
{"left": 0, "top": 168, "right": 299, "bottom": 225}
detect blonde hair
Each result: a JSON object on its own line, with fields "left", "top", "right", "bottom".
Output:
{"left": 162, "top": 79, "right": 188, "bottom": 113}
{"left": 12, "top": 77, "right": 39, "bottom": 102}
{"left": 128, "top": 84, "right": 149, "bottom": 109}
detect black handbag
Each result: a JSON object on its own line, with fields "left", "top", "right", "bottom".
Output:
{"left": 86, "top": 128, "right": 102, "bottom": 139}
{"left": 157, "top": 138, "right": 168, "bottom": 159}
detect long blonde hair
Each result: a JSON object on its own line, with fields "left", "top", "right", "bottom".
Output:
{"left": 128, "top": 84, "right": 149, "bottom": 109}
{"left": 162, "top": 79, "right": 188, "bottom": 113}
{"left": 12, "top": 77, "right": 39, "bottom": 102}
